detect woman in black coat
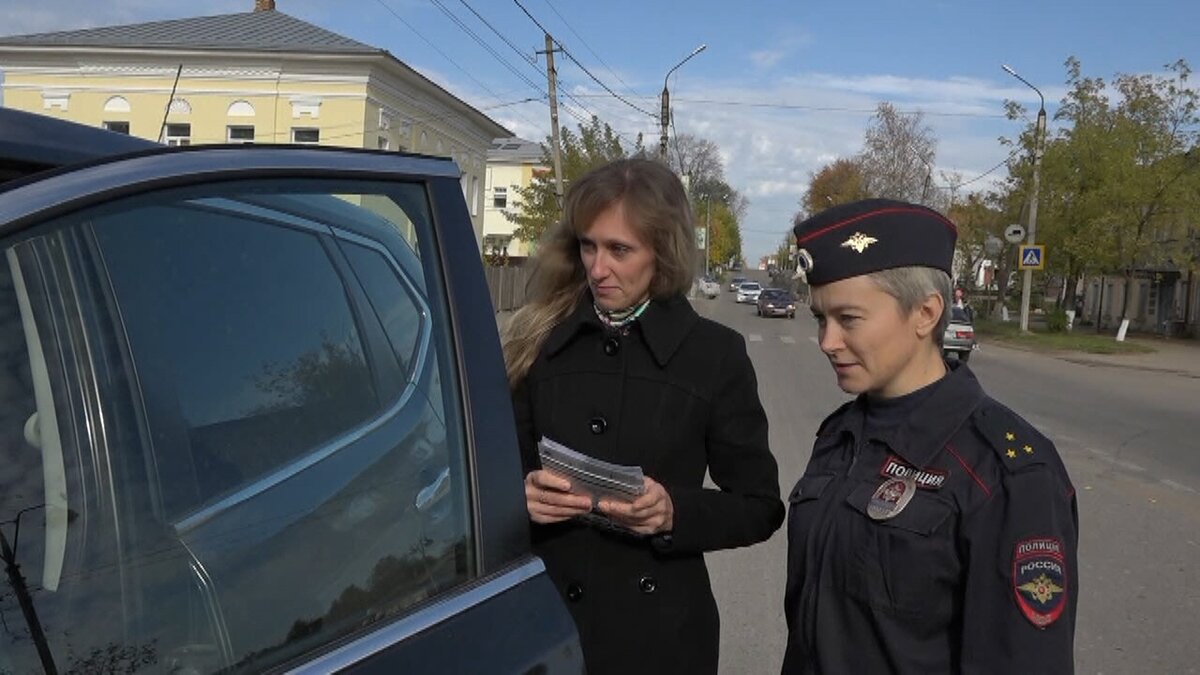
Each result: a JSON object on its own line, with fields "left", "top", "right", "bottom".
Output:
{"left": 503, "top": 158, "right": 784, "bottom": 675}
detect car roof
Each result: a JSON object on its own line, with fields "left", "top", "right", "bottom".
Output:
{"left": 0, "top": 107, "right": 158, "bottom": 183}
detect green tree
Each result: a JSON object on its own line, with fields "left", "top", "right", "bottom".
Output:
{"left": 802, "top": 157, "right": 870, "bottom": 215}
{"left": 1003, "top": 57, "right": 1200, "bottom": 320}
{"left": 507, "top": 116, "right": 634, "bottom": 246}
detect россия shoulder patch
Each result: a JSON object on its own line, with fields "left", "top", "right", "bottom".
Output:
{"left": 1012, "top": 537, "right": 1068, "bottom": 628}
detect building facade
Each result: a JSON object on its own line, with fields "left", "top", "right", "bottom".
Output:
{"left": 0, "top": 1, "right": 509, "bottom": 242}
{"left": 482, "top": 138, "right": 545, "bottom": 263}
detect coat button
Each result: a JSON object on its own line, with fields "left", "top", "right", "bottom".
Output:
{"left": 589, "top": 417, "right": 607, "bottom": 434}
{"left": 566, "top": 583, "right": 584, "bottom": 602}
{"left": 603, "top": 337, "right": 621, "bottom": 356}
{"left": 638, "top": 576, "right": 657, "bottom": 594}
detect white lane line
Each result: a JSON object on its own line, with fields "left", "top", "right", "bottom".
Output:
{"left": 748, "top": 334, "right": 763, "bottom": 342}
{"left": 780, "top": 336, "right": 796, "bottom": 344}
{"left": 1161, "top": 479, "right": 1198, "bottom": 494}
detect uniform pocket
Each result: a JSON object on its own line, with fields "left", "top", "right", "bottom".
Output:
{"left": 789, "top": 473, "right": 834, "bottom": 505}
{"left": 843, "top": 481, "right": 958, "bottom": 615}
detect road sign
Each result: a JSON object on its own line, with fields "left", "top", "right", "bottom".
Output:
{"left": 1004, "top": 223, "right": 1026, "bottom": 244}
{"left": 695, "top": 226, "right": 706, "bottom": 250}
{"left": 1018, "top": 244, "right": 1045, "bottom": 270}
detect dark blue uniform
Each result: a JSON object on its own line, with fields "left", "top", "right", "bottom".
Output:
{"left": 783, "top": 362, "right": 1078, "bottom": 673}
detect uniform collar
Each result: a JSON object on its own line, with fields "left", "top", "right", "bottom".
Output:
{"left": 544, "top": 291, "right": 698, "bottom": 367}
{"left": 826, "top": 360, "right": 985, "bottom": 467}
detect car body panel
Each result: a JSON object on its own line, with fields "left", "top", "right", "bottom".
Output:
{"left": 756, "top": 289, "right": 797, "bottom": 318}
{"left": 697, "top": 277, "right": 720, "bottom": 298}
{"left": 0, "top": 143, "right": 582, "bottom": 673}
{"left": 736, "top": 281, "right": 763, "bottom": 303}
{"left": 943, "top": 307, "right": 976, "bottom": 359}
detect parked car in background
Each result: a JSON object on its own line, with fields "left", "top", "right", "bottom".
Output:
{"left": 728, "top": 275, "right": 747, "bottom": 292}
{"left": 697, "top": 276, "right": 721, "bottom": 298}
{"left": 0, "top": 108, "right": 582, "bottom": 675}
{"left": 943, "top": 306, "right": 977, "bottom": 361}
{"left": 756, "top": 288, "right": 797, "bottom": 318}
{"left": 736, "top": 281, "right": 763, "bottom": 304}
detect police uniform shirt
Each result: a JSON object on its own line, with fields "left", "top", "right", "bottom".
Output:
{"left": 782, "top": 361, "right": 1079, "bottom": 674}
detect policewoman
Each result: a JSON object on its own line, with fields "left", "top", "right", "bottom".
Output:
{"left": 783, "top": 199, "right": 1078, "bottom": 673}
{"left": 503, "top": 158, "right": 785, "bottom": 674}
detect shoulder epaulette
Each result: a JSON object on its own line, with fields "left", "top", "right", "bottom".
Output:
{"left": 973, "top": 400, "right": 1050, "bottom": 471}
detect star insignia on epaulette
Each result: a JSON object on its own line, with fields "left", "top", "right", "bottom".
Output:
{"left": 841, "top": 232, "right": 878, "bottom": 253}
{"left": 1006, "top": 449, "right": 1017, "bottom": 459}
{"left": 1024, "top": 444, "right": 1034, "bottom": 455}
{"left": 1006, "top": 432, "right": 1016, "bottom": 441}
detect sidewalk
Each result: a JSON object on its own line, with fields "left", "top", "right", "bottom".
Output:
{"left": 984, "top": 334, "right": 1200, "bottom": 379}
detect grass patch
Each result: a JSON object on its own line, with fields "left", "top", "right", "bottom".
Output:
{"left": 974, "top": 318, "right": 1156, "bottom": 354}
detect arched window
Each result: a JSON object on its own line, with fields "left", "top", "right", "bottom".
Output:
{"left": 103, "top": 96, "right": 131, "bottom": 113}
{"left": 227, "top": 100, "right": 255, "bottom": 117}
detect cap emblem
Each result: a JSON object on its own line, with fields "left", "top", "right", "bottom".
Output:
{"left": 796, "top": 248, "right": 814, "bottom": 273}
{"left": 841, "top": 232, "right": 878, "bottom": 253}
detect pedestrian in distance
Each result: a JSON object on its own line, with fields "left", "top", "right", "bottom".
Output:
{"left": 502, "top": 157, "right": 785, "bottom": 675}
{"left": 783, "top": 198, "right": 1079, "bottom": 674}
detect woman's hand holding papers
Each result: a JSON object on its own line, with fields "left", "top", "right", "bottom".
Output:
{"left": 597, "top": 477, "right": 674, "bottom": 536}
{"left": 525, "top": 470, "right": 594, "bottom": 524}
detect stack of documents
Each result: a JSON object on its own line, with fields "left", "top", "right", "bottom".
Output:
{"left": 538, "top": 436, "right": 645, "bottom": 533}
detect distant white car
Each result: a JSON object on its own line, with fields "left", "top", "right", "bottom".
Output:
{"left": 736, "top": 281, "right": 762, "bottom": 304}
{"left": 697, "top": 277, "right": 721, "bottom": 298}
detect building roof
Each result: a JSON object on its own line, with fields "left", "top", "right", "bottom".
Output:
{"left": 488, "top": 138, "right": 544, "bottom": 163}
{"left": 0, "top": 9, "right": 511, "bottom": 139}
{"left": 0, "top": 10, "right": 377, "bottom": 54}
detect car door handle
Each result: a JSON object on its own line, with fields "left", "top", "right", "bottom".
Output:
{"left": 415, "top": 466, "right": 451, "bottom": 512}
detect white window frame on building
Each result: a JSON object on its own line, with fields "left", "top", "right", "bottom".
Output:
{"left": 227, "top": 125, "right": 255, "bottom": 143}
{"left": 493, "top": 186, "right": 508, "bottom": 209}
{"left": 378, "top": 136, "right": 390, "bottom": 151}
{"left": 164, "top": 123, "right": 191, "bottom": 146}
{"left": 103, "top": 121, "right": 131, "bottom": 134}
{"left": 292, "top": 128, "right": 320, "bottom": 144}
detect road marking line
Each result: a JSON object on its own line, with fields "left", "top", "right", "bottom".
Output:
{"left": 1161, "top": 479, "right": 1198, "bottom": 494}
{"left": 748, "top": 334, "right": 763, "bottom": 342}
{"left": 780, "top": 336, "right": 796, "bottom": 344}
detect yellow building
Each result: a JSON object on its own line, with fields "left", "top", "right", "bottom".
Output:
{"left": 482, "top": 137, "right": 545, "bottom": 263}
{"left": 0, "top": 0, "right": 509, "bottom": 242}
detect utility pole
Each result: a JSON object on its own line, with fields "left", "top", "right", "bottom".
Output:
{"left": 704, "top": 194, "right": 711, "bottom": 276}
{"left": 540, "top": 34, "right": 565, "bottom": 208}
{"left": 659, "top": 85, "right": 670, "bottom": 161}
{"left": 1002, "top": 64, "right": 1046, "bottom": 333}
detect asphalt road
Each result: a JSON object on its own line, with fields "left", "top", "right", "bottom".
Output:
{"left": 697, "top": 272, "right": 1200, "bottom": 674}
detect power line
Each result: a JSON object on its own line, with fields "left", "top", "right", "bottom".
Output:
{"left": 512, "top": 0, "right": 657, "bottom": 119}
{"left": 455, "top": 0, "right": 539, "bottom": 70}
{"left": 428, "top": 0, "right": 547, "bottom": 96}
{"left": 372, "top": 0, "right": 545, "bottom": 133}
{"left": 568, "top": 94, "right": 1011, "bottom": 120}
{"left": 538, "top": 0, "right": 638, "bottom": 96}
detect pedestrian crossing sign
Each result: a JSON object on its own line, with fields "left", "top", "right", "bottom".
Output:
{"left": 1018, "top": 245, "right": 1045, "bottom": 270}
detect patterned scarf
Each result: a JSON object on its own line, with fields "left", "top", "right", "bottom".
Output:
{"left": 594, "top": 297, "right": 651, "bottom": 332}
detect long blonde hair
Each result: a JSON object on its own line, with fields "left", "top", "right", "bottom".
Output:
{"left": 502, "top": 158, "right": 696, "bottom": 387}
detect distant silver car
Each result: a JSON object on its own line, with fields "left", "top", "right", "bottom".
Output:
{"left": 697, "top": 276, "right": 721, "bottom": 298}
{"left": 728, "top": 276, "right": 747, "bottom": 292}
{"left": 943, "top": 306, "right": 976, "bottom": 361}
{"left": 736, "top": 281, "right": 762, "bottom": 304}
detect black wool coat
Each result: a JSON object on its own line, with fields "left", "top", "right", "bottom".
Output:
{"left": 512, "top": 293, "right": 785, "bottom": 675}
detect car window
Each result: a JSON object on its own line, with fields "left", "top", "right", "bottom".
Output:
{"left": 0, "top": 179, "right": 474, "bottom": 674}
{"left": 951, "top": 307, "right": 971, "bottom": 322}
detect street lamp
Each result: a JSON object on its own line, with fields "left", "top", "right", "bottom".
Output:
{"left": 660, "top": 44, "right": 707, "bottom": 160}
{"left": 1002, "top": 63, "right": 1047, "bottom": 333}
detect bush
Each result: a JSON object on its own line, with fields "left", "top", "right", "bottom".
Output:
{"left": 1045, "top": 308, "right": 1068, "bottom": 333}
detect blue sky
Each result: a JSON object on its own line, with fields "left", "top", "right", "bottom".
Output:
{"left": 2, "top": 0, "right": 1198, "bottom": 260}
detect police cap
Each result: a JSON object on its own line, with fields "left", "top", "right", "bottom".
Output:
{"left": 791, "top": 198, "right": 958, "bottom": 285}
